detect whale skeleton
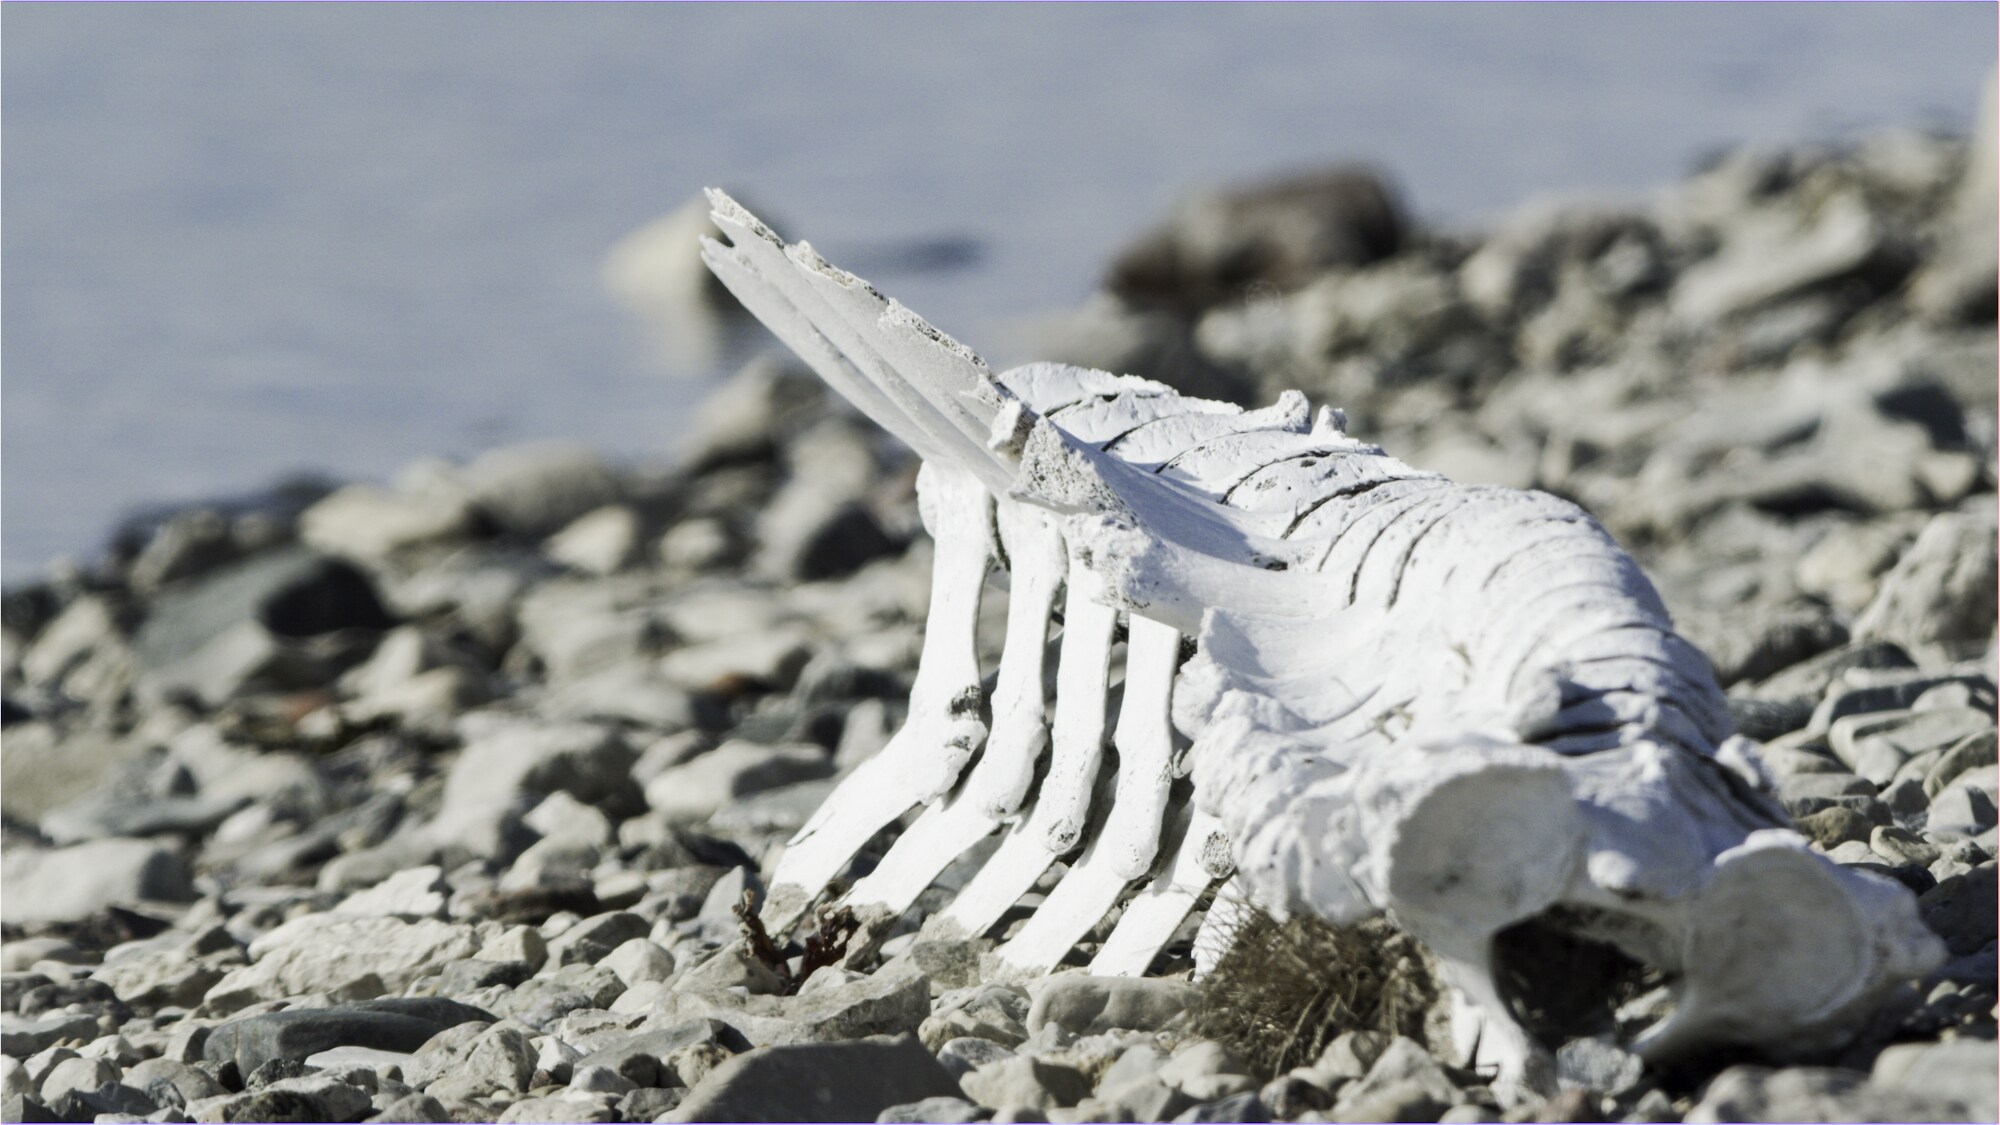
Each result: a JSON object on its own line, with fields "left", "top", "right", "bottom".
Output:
{"left": 696, "top": 189, "right": 1942, "bottom": 1101}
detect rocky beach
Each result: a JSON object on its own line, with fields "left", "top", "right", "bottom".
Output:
{"left": 3, "top": 98, "right": 1997, "bottom": 1125}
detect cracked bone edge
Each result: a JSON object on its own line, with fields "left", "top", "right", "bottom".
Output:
{"left": 700, "top": 232, "right": 949, "bottom": 468}
{"left": 761, "top": 464, "right": 993, "bottom": 932}
{"left": 782, "top": 240, "right": 1014, "bottom": 494}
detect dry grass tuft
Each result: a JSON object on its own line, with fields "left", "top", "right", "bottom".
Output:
{"left": 1191, "top": 908, "right": 1442, "bottom": 1079}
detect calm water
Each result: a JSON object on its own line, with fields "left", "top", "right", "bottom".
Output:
{"left": 4, "top": 3, "right": 1992, "bottom": 580}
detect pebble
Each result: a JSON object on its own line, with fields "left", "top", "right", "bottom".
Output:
{"left": 1, "top": 124, "right": 1994, "bottom": 1125}
{"left": 38, "top": 1055, "right": 120, "bottom": 1105}
{"left": 428, "top": 1023, "right": 538, "bottom": 1100}
{"left": 1853, "top": 511, "right": 1999, "bottom": 664}
{"left": 1684, "top": 1064, "right": 1961, "bottom": 1123}
{"left": 570, "top": 1020, "right": 732, "bottom": 1089}
{"left": 546, "top": 506, "right": 642, "bottom": 577}
{"left": 203, "top": 915, "right": 481, "bottom": 1010}
{"left": 205, "top": 998, "right": 491, "bottom": 1077}
{"left": 879, "top": 1095, "right": 988, "bottom": 1123}
{"left": 662, "top": 1034, "right": 962, "bottom": 1123}
{"left": 186, "top": 1073, "right": 374, "bottom": 1123}
{"left": 0, "top": 1013, "right": 100, "bottom": 1059}
{"left": 300, "top": 482, "right": 478, "bottom": 560}
{"left": 1925, "top": 729, "right": 1997, "bottom": 798}
{"left": 1871, "top": 1037, "right": 1999, "bottom": 1121}
{"left": 495, "top": 1091, "right": 620, "bottom": 1123}
{"left": 938, "top": 1036, "right": 1016, "bottom": 1083}
{"left": 1026, "top": 975, "right": 1198, "bottom": 1037}
{"left": 1171, "top": 1090, "right": 1267, "bottom": 1123}
{"left": 1554, "top": 1038, "right": 1644, "bottom": 1095}
{"left": 0, "top": 838, "right": 194, "bottom": 925}
{"left": 476, "top": 927, "right": 550, "bottom": 971}
{"left": 334, "top": 865, "right": 451, "bottom": 919}
{"left": 597, "top": 938, "right": 676, "bottom": 987}
{"left": 959, "top": 1055, "right": 1094, "bottom": 1112}
{"left": 545, "top": 912, "right": 650, "bottom": 969}
{"left": 643, "top": 740, "right": 834, "bottom": 822}
{"left": 1332, "top": 1037, "right": 1460, "bottom": 1115}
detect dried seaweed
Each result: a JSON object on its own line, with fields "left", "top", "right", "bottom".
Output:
{"left": 734, "top": 889, "right": 860, "bottom": 996}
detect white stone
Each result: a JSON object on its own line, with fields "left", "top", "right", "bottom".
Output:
{"left": 599, "top": 939, "right": 676, "bottom": 988}
{"left": 204, "top": 915, "right": 477, "bottom": 1006}
{"left": 477, "top": 925, "right": 549, "bottom": 970}
{"left": 334, "top": 865, "right": 450, "bottom": 919}
{"left": 547, "top": 506, "right": 641, "bottom": 577}
{"left": 0, "top": 838, "right": 192, "bottom": 925}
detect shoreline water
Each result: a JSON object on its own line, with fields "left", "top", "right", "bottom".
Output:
{"left": 5, "top": 2, "right": 1995, "bottom": 579}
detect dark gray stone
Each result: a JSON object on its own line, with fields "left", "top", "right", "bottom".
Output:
{"left": 133, "top": 547, "right": 394, "bottom": 703}
{"left": 959, "top": 1056, "right": 1092, "bottom": 1112}
{"left": 546, "top": 912, "right": 650, "bottom": 969}
{"left": 1258, "top": 1075, "right": 1333, "bottom": 1121}
{"left": 129, "top": 509, "right": 247, "bottom": 594}
{"left": 1106, "top": 167, "right": 1405, "bottom": 315}
{"left": 1918, "top": 863, "right": 1997, "bottom": 956}
{"left": 460, "top": 443, "right": 622, "bottom": 540}
{"left": 15, "top": 977, "right": 127, "bottom": 1021}
{"left": 1744, "top": 641, "right": 1915, "bottom": 706}
{"left": 0, "top": 973, "right": 53, "bottom": 1012}
{"left": 205, "top": 998, "right": 491, "bottom": 1078}
{"left": 419, "top": 958, "right": 534, "bottom": 997}
{"left": 0, "top": 1014, "right": 99, "bottom": 1058}
{"left": 244, "top": 1058, "right": 312, "bottom": 1090}
{"left": 662, "top": 1034, "right": 962, "bottom": 1123}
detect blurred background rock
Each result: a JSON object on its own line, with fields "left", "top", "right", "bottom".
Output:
{"left": 2, "top": 10, "right": 1995, "bottom": 1122}
{"left": 4, "top": 3, "right": 1994, "bottom": 579}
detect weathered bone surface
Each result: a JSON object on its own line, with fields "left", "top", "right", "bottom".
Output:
{"left": 697, "top": 190, "right": 1945, "bottom": 1100}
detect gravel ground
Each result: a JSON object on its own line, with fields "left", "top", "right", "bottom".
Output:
{"left": 3, "top": 107, "right": 1996, "bottom": 1123}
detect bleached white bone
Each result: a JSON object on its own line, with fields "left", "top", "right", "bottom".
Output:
{"left": 1028, "top": 564, "right": 1120, "bottom": 855}
{"left": 1089, "top": 805, "right": 1230, "bottom": 977}
{"left": 840, "top": 503, "right": 1069, "bottom": 921}
{"left": 700, "top": 190, "right": 1947, "bottom": 1106}
{"left": 988, "top": 615, "right": 1185, "bottom": 974}
{"left": 762, "top": 463, "right": 992, "bottom": 930}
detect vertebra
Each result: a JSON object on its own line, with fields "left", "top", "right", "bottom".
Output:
{"left": 697, "top": 190, "right": 1943, "bottom": 1102}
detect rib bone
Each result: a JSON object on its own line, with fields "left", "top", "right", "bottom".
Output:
{"left": 700, "top": 190, "right": 1946, "bottom": 1105}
